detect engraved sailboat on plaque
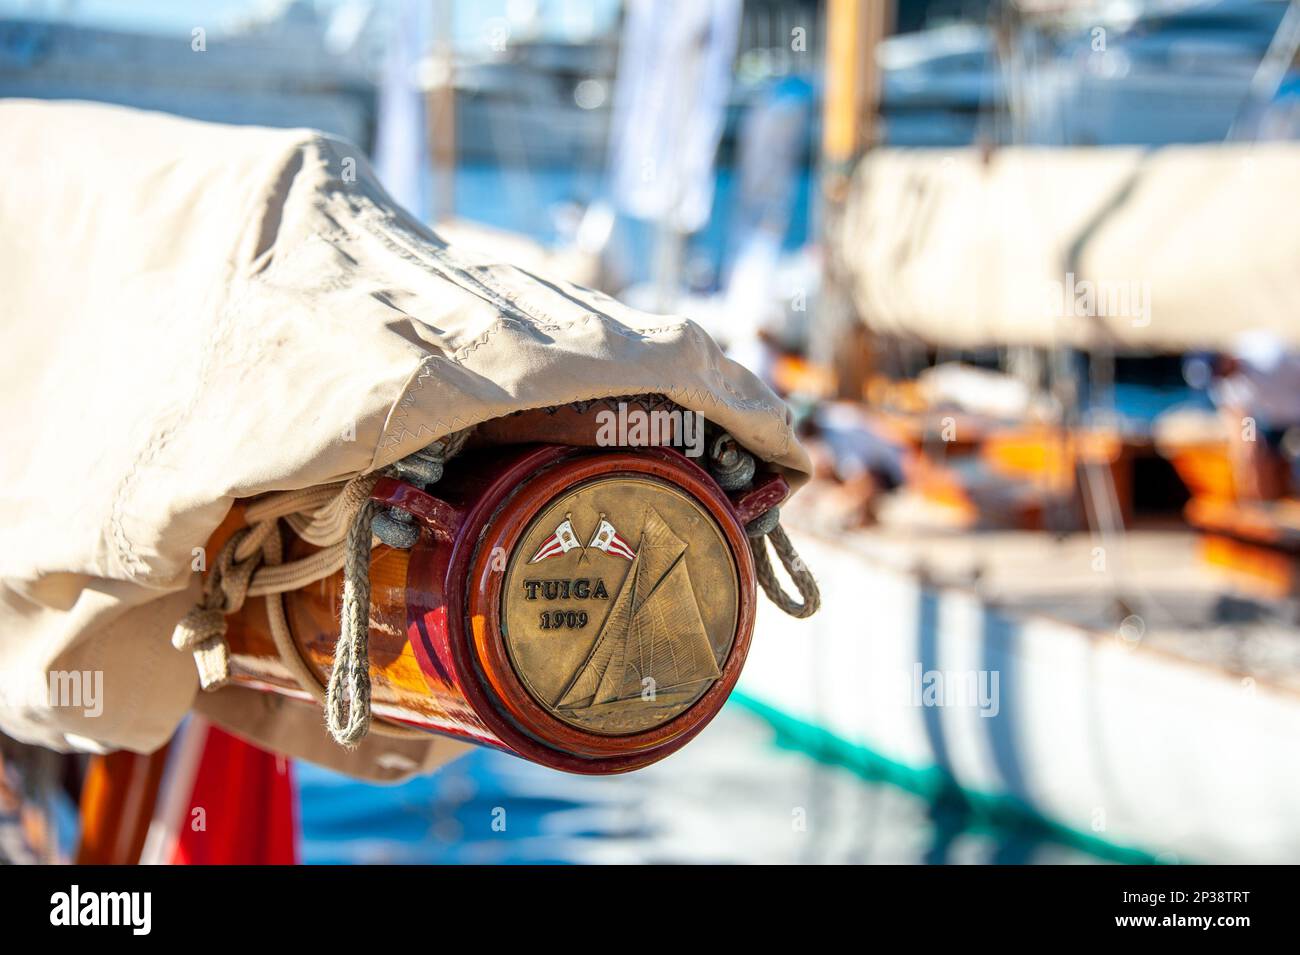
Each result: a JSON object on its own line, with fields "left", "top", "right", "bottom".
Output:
{"left": 555, "top": 507, "right": 721, "bottom": 712}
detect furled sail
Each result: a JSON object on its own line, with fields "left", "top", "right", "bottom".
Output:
{"left": 838, "top": 144, "right": 1300, "bottom": 351}
{"left": 556, "top": 508, "right": 720, "bottom": 710}
{"left": 0, "top": 100, "right": 809, "bottom": 779}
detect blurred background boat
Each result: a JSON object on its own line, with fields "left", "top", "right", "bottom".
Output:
{"left": 0, "top": 2, "right": 376, "bottom": 143}
{"left": 3, "top": 0, "right": 1300, "bottom": 864}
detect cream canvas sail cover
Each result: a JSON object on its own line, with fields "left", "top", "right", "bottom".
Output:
{"left": 838, "top": 144, "right": 1300, "bottom": 352}
{"left": 0, "top": 101, "right": 809, "bottom": 780}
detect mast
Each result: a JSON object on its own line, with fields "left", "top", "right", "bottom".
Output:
{"left": 816, "top": 0, "right": 892, "bottom": 400}
{"left": 428, "top": 0, "right": 456, "bottom": 221}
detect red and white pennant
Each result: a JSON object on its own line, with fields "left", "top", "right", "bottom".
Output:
{"left": 586, "top": 516, "right": 636, "bottom": 561}
{"left": 527, "top": 515, "right": 581, "bottom": 563}
{"left": 526, "top": 514, "right": 636, "bottom": 563}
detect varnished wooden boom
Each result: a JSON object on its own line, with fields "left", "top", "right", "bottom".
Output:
{"left": 215, "top": 445, "right": 782, "bottom": 774}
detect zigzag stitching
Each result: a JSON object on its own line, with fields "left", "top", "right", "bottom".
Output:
{"left": 376, "top": 357, "right": 793, "bottom": 467}
{"left": 340, "top": 195, "right": 792, "bottom": 467}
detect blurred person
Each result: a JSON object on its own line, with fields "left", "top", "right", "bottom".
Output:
{"left": 1208, "top": 331, "right": 1300, "bottom": 500}
{"left": 795, "top": 402, "right": 905, "bottom": 528}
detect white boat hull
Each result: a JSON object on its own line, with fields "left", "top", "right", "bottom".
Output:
{"left": 738, "top": 528, "right": 1300, "bottom": 863}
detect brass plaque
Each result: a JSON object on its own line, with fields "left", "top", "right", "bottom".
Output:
{"left": 501, "top": 476, "right": 739, "bottom": 736}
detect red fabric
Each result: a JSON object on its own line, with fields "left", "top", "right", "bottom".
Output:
{"left": 172, "top": 724, "right": 298, "bottom": 865}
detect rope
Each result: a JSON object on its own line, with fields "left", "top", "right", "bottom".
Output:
{"left": 246, "top": 540, "right": 348, "bottom": 597}
{"left": 373, "top": 431, "right": 471, "bottom": 547}
{"left": 278, "top": 475, "right": 379, "bottom": 546}
{"left": 372, "top": 507, "right": 420, "bottom": 548}
{"left": 172, "top": 432, "right": 470, "bottom": 746}
{"left": 171, "top": 522, "right": 278, "bottom": 689}
{"left": 750, "top": 523, "right": 821, "bottom": 619}
{"left": 708, "top": 431, "right": 821, "bottom": 621}
{"left": 323, "top": 431, "right": 470, "bottom": 745}
{"left": 242, "top": 483, "right": 343, "bottom": 526}
{"left": 324, "top": 499, "right": 378, "bottom": 747}
{"left": 261, "top": 512, "right": 425, "bottom": 742}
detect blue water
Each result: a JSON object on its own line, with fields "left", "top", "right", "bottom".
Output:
{"left": 296, "top": 705, "right": 1108, "bottom": 864}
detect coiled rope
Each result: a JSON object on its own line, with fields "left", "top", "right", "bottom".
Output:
{"left": 172, "top": 431, "right": 470, "bottom": 748}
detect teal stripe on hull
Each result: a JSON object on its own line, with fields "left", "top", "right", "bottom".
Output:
{"left": 731, "top": 691, "right": 1168, "bottom": 865}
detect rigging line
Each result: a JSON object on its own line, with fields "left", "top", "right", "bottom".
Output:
{"left": 630, "top": 546, "right": 688, "bottom": 615}
{"left": 1078, "top": 1, "right": 1300, "bottom": 640}
{"left": 653, "top": 598, "right": 679, "bottom": 685}
{"left": 1229, "top": 0, "right": 1300, "bottom": 140}
{"left": 655, "top": 598, "right": 680, "bottom": 682}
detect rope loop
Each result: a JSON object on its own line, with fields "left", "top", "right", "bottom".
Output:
{"left": 172, "top": 522, "right": 279, "bottom": 689}
{"left": 709, "top": 430, "right": 820, "bottom": 619}
{"left": 750, "top": 523, "right": 821, "bottom": 619}
{"left": 322, "top": 429, "right": 469, "bottom": 746}
{"left": 325, "top": 499, "right": 378, "bottom": 748}
{"left": 372, "top": 508, "right": 420, "bottom": 548}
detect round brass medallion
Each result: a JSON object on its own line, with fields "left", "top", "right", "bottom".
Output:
{"left": 500, "top": 476, "right": 739, "bottom": 736}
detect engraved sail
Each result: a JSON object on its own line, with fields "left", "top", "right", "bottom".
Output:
{"left": 555, "top": 508, "right": 720, "bottom": 710}
{"left": 553, "top": 561, "right": 636, "bottom": 707}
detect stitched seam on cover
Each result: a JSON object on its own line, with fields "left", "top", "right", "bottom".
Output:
{"left": 341, "top": 199, "right": 789, "bottom": 458}
{"left": 362, "top": 212, "right": 789, "bottom": 448}
{"left": 336, "top": 178, "right": 794, "bottom": 469}
{"left": 379, "top": 353, "right": 791, "bottom": 465}
{"left": 349, "top": 196, "right": 694, "bottom": 341}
